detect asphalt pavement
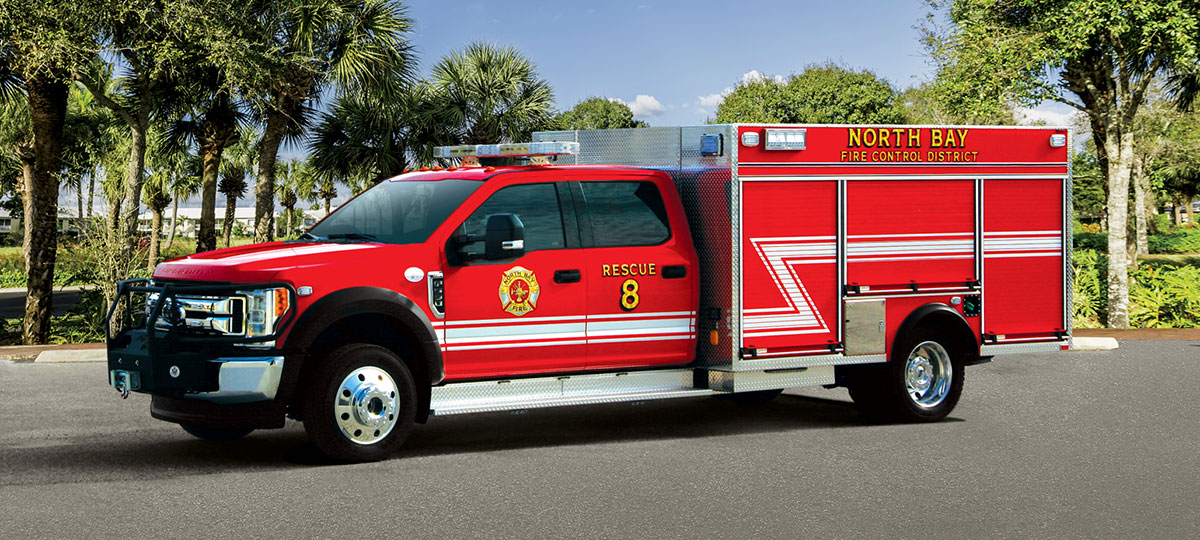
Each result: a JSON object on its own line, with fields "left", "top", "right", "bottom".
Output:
{"left": 1, "top": 340, "right": 1197, "bottom": 539}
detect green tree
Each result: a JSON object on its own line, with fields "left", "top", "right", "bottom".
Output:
{"left": 898, "top": 81, "right": 1016, "bottom": 125}
{"left": 233, "top": 0, "right": 417, "bottom": 244}
{"left": 924, "top": 0, "right": 1200, "bottom": 327}
{"left": 308, "top": 84, "right": 451, "bottom": 183}
{"left": 714, "top": 64, "right": 904, "bottom": 124}
{"left": 164, "top": 154, "right": 201, "bottom": 251}
{"left": 218, "top": 128, "right": 257, "bottom": 247}
{"left": 431, "top": 43, "right": 557, "bottom": 145}
{"left": 556, "top": 97, "right": 647, "bottom": 130}
{"left": 142, "top": 168, "right": 172, "bottom": 273}
{"left": 1, "top": 0, "right": 98, "bottom": 343}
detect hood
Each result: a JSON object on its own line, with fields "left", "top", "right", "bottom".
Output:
{"left": 153, "top": 241, "right": 398, "bottom": 283}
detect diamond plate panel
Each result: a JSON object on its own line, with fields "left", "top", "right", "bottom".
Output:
{"left": 535, "top": 126, "right": 739, "bottom": 367}
{"left": 706, "top": 365, "right": 836, "bottom": 393}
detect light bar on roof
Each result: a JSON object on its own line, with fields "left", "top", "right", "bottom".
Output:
{"left": 433, "top": 141, "right": 580, "bottom": 159}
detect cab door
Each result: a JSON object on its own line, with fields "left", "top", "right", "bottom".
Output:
{"left": 440, "top": 180, "right": 589, "bottom": 380}
{"left": 574, "top": 176, "right": 696, "bottom": 370}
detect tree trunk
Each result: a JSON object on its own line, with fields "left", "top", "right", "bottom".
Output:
{"left": 1133, "top": 157, "right": 1148, "bottom": 257}
{"left": 19, "top": 157, "right": 34, "bottom": 264}
{"left": 1103, "top": 125, "right": 1133, "bottom": 329}
{"left": 254, "top": 109, "right": 288, "bottom": 243}
{"left": 1175, "top": 200, "right": 1184, "bottom": 227}
{"left": 222, "top": 194, "right": 236, "bottom": 248}
{"left": 324, "top": 197, "right": 331, "bottom": 215}
{"left": 76, "top": 176, "right": 84, "bottom": 234}
{"left": 23, "top": 76, "right": 68, "bottom": 345}
{"left": 117, "top": 108, "right": 150, "bottom": 265}
{"left": 1186, "top": 194, "right": 1196, "bottom": 227}
{"left": 165, "top": 197, "right": 179, "bottom": 250}
{"left": 148, "top": 208, "right": 162, "bottom": 274}
{"left": 87, "top": 170, "right": 94, "bottom": 218}
{"left": 196, "top": 147, "right": 221, "bottom": 253}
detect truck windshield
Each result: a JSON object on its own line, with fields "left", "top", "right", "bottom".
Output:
{"left": 307, "top": 179, "right": 483, "bottom": 244}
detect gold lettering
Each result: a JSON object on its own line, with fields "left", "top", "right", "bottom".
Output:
{"left": 956, "top": 129, "right": 969, "bottom": 147}
{"left": 908, "top": 129, "right": 921, "bottom": 148}
{"left": 931, "top": 129, "right": 943, "bottom": 148}
{"left": 602, "top": 264, "right": 611, "bottom": 277}
{"left": 848, "top": 128, "right": 862, "bottom": 147}
{"left": 649, "top": 263, "right": 656, "bottom": 275}
{"left": 893, "top": 128, "right": 906, "bottom": 147}
{"left": 944, "top": 130, "right": 957, "bottom": 148}
{"left": 620, "top": 264, "right": 629, "bottom": 276}
{"left": 841, "top": 150, "right": 848, "bottom": 162}
{"left": 862, "top": 128, "right": 877, "bottom": 147}
{"left": 879, "top": 128, "right": 891, "bottom": 148}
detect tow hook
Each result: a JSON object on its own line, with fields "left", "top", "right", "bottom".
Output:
{"left": 110, "top": 370, "right": 140, "bottom": 399}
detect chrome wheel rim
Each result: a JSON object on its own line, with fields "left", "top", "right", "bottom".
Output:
{"left": 904, "top": 341, "right": 952, "bottom": 409}
{"left": 334, "top": 366, "right": 399, "bottom": 445}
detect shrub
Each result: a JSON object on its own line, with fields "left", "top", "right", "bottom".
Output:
{"left": 1129, "top": 265, "right": 1200, "bottom": 328}
{"left": 1148, "top": 228, "right": 1200, "bottom": 254}
{"left": 1072, "top": 249, "right": 1106, "bottom": 328}
{"left": 1074, "top": 232, "right": 1108, "bottom": 252}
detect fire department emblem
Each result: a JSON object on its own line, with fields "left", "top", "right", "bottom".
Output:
{"left": 498, "top": 266, "right": 540, "bottom": 316}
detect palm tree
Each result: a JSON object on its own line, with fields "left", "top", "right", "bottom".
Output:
{"left": 242, "top": 0, "right": 417, "bottom": 244}
{"left": 143, "top": 171, "right": 172, "bottom": 273}
{"left": 164, "top": 156, "right": 201, "bottom": 251}
{"left": 274, "top": 161, "right": 300, "bottom": 238}
{"left": 431, "top": 43, "right": 557, "bottom": 145}
{"left": 218, "top": 128, "right": 257, "bottom": 247}
{"left": 308, "top": 83, "right": 452, "bottom": 182}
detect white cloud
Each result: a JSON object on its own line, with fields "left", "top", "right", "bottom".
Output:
{"left": 1015, "top": 106, "right": 1077, "bottom": 127}
{"left": 697, "top": 70, "right": 785, "bottom": 109}
{"left": 611, "top": 94, "right": 666, "bottom": 118}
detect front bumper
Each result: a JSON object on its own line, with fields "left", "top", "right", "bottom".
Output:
{"left": 106, "top": 279, "right": 297, "bottom": 406}
{"left": 110, "top": 356, "right": 284, "bottom": 404}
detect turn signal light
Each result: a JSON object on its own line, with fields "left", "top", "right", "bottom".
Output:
{"left": 709, "top": 330, "right": 719, "bottom": 345}
{"left": 274, "top": 288, "right": 289, "bottom": 318}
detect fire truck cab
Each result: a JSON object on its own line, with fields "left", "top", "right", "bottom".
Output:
{"left": 107, "top": 125, "right": 1071, "bottom": 462}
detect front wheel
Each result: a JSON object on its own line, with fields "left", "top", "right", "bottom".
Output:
{"left": 303, "top": 344, "right": 416, "bottom": 462}
{"left": 847, "top": 327, "right": 964, "bottom": 422}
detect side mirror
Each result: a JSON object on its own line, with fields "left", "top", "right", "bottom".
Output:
{"left": 484, "top": 214, "right": 525, "bottom": 260}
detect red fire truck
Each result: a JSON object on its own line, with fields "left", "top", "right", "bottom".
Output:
{"left": 107, "top": 124, "right": 1071, "bottom": 461}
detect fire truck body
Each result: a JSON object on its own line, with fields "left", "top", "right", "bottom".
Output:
{"left": 106, "top": 124, "right": 1070, "bottom": 461}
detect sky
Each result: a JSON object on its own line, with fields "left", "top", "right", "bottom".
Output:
{"left": 72, "top": 0, "right": 1078, "bottom": 212}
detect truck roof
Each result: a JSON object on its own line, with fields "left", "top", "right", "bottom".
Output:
{"left": 390, "top": 164, "right": 664, "bottom": 183}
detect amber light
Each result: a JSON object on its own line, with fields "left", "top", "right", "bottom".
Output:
{"left": 274, "top": 288, "right": 290, "bottom": 318}
{"left": 709, "top": 330, "right": 719, "bottom": 345}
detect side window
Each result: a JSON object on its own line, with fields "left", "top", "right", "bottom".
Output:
{"left": 581, "top": 181, "right": 671, "bottom": 247}
{"left": 460, "top": 183, "right": 566, "bottom": 257}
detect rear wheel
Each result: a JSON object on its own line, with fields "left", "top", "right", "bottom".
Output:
{"left": 302, "top": 344, "right": 416, "bottom": 462}
{"left": 847, "top": 326, "right": 964, "bottom": 422}
{"left": 180, "top": 424, "right": 254, "bottom": 441}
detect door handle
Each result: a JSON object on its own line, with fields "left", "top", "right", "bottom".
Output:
{"left": 662, "top": 265, "right": 687, "bottom": 279}
{"left": 554, "top": 269, "right": 581, "bottom": 283}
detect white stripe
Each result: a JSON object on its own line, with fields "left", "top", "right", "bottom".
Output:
{"left": 984, "top": 252, "right": 1061, "bottom": 259}
{"left": 583, "top": 336, "right": 691, "bottom": 343}
{"left": 443, "top": 314, "right": 587, "bottom": 326}
{"left": 747, "top": 235, "right": 837, "bottom": 242}
{"left": 446, "top": 322, "right": 585, "bottom": 339}
{"left": 587, "top": 318, "right": 693, "bottom": 332}
{"left": 586, "top": 311, "right": 695, "bottom": 320}
{"left": 445, "top": 331, "right": 587, "bottom": 345}
{"left": 849, "top": 254, "right": 976, "bottom": 262}
{"left": 447, "top": 339, "right": 588, "bottom": 351}
{"left": 984, "top": 230, "right": 1062, "bottom": 236}
{"left": 848, "top": 232, "right": 973, "bottom": 239}
{"left": 743, "top": 329, "right": 830, "bottom": 337}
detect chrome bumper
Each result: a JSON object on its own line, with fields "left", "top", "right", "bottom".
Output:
{"left": 186, "top": 357, "right": 285, "bottom": 405}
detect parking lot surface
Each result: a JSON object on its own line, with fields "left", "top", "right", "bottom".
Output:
{"left": 1, "top": 340, "right": 1197, "bottom": 539}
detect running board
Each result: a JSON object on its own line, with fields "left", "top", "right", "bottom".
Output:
{"left": 429, "top": 369, "right": 714, "bottom": 416}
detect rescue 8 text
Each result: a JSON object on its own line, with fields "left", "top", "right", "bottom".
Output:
{"left": 601, "top": 263, "right": 657, "bottom": 277}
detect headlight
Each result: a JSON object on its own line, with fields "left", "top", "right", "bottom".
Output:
{"left": 245, "top": 287, "right": 290, "bottom": 337}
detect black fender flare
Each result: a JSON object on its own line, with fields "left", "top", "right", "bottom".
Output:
{"left": 892, "top": 303, "right": 979, "bottom": 363}
{"left": 280, "top": 287, "right": 444, "bottom": 401}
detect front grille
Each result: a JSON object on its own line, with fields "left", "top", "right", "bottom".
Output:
{"left": 151, "top": 294, "right": 246, "bottom": 336}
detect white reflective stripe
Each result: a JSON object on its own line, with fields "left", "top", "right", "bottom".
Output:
{"left": 587, "top": 317, "right": 692, "bottom": 333}
{"left": 983, "top": 252, "right": 1061, "bottom": 259}
{"left": 586, "top": 311, "right": 695, "bottom": 320}
{"left": 849, "top": 232, "right": 973, "bottom": 239}
{"left": 446, "top": 322, "right": 586, "bottom": 340}
{"left": 849, "top": 254, "right": 975, "bottom": 262}
{"left": 743, "top": 328, "right": 830, "bottom": 337}
{"left": 587, "top": 335, "right": 692, "bottom": 344}
{"left": 744, "top": 307, "right": 794, "bottom": 313}
{"left": 749, "top": 235, "right": 836, "bottom": 242}
{"left": 442, "top": 314, "right": 587, "bottom": 326}
{"left": 984, "top": 230, "right": 1062, "bottom": 236}
{"left": 448, "top": 339, "right": 588, "bottom": 351}
{"left": 445, "top": 331, "right": 587, "bottom": 345}
{"left": 748, "top": 237, "right": 832, "bottom": 334}
{"left": 847, "top": 240, "right": 974, "bottom": 255}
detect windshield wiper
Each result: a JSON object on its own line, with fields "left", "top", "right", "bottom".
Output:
{"left": 298, "top": 232, "right": 322, "bottom": 241}
{"left": 326, "top": 232, "right": 378, "bottom": 242}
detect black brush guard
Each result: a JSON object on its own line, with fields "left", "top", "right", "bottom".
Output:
{"left": 106, "top": 278, "right": 297, "bottom": 397}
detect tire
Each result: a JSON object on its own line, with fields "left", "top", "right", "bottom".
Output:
{"left": 180, "top": 424, "right": 254, "bottom": 441}
{"left": 847, "top": 326, "right": 964, "bottom": 423}
{"left": 302, "top": 343, "right": 416, "bottom": 462}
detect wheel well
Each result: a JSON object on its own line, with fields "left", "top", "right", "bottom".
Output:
{"left": 896, "top": 306, "right": 978, "bottom": 364}
{"left": 295, "top": 313, "right": 432, "bottom": 423}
